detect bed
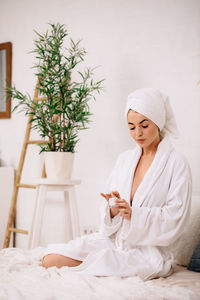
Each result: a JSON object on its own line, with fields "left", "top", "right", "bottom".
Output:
{"left": 1, "top": 194, "right": 200, "bottom": 300}
{"left": 0, "top": 246, "right": 199, "bottom": 300}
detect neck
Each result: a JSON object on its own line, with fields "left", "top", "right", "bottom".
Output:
{"left": 141, "top": 136, "right": 161, "bottom": 156}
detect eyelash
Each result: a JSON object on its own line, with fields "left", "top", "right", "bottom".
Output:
{"left": 130, "top": 125, "right": 148, "bottom": 130}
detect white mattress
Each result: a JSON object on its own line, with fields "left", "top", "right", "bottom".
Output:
{"left": 0, "top": 247, "right": 199, "bottom": 300}
{"left": 153, "top": 264, "right": 200, "bottom": 296}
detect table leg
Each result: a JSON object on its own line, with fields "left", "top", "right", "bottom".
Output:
{"left": 69, "top": 187, "right": 81, "bottom": 238}
{"left": 28, "top": 185, "right": 46, "bottom": 249}
{"left": 64, "top": 191, "right": 73, "bottom": 241}
{"left": 64, "top": 188, "right": 80, "bottom": 239}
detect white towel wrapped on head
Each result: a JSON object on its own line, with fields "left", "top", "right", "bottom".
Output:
{"left": 125, "top": 88, "right": 179, "bottom": 139}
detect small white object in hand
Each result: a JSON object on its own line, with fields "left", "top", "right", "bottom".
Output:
{"left": 109, "top": 197, "right": 118, "bottom": 207}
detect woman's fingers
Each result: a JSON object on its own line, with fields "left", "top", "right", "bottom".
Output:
{"left": 120, "top": 209, "right": 131, "bottom": 219}
{"left": 116, "top": 199, "right": 131, "bottom": 220}
{"left": 100, "top": 192, "right": 131, "bottom": 219}
{"left": 100, "top": 193, "right": 109, "bottom": 201}
{"left": 100, "top": 191, "right": 121, "bottom": 202}
{"left": 111, "top": 190, "right": 120, "bottom": 198}
{"left": 119, "top": 207, "right": 129, "bottom": 213}
{"left": 115, "top": 198, "right": 128, "bottom": 207}
{"left": 100, "top": 192, "right": 112, "bottom": 201}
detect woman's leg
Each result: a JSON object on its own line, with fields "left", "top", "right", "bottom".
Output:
{"left": 42, "top": 254, "right": 82, "bottom": 268}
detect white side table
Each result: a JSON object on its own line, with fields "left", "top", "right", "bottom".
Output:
{"left": 28, "top": 178, "right": 81, "bottom": 249}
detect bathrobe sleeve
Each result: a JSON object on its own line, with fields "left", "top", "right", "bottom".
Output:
{"left": 99, "top": 154, "right": 123, "bottom": 237}
{"left": 122, "top": 155, "right": 192, "bottom": 247}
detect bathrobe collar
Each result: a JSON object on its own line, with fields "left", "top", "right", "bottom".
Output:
{"left": 129, "top": 136, "right": 174, "bottom": 208}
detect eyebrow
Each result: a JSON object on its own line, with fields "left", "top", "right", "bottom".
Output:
{"left": 128, "top": 119, "right": 149, "bottom": 125}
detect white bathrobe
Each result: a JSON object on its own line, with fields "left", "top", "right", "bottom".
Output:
{"left": 44, "top": 136, "right": 192, "bottom": 280}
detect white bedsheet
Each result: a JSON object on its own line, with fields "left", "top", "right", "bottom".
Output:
{"left": 0, "top": 247, "right": 199, "bottom": 300}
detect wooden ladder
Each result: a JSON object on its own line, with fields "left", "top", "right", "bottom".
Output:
{"left": 3, "top": 80, "right": 47, "bottom": 248}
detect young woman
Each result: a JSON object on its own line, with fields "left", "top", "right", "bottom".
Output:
{"left": 42, "top": 88, "right": 192, "bottom": 280}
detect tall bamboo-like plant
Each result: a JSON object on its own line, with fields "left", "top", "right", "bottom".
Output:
{"left": 8, "top": 23, "right": 104, "bottom": 153}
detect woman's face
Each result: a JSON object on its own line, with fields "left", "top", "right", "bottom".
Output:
{"left": 127, "top": 110, "right": 160, "bottom": 148}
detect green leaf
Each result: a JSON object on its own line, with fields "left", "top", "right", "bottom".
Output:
{"left": 8, "top": 22, "right": 104, "bottom": 153}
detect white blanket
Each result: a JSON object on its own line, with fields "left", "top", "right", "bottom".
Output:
{"left": 0, "top": 247, "right": 198, "bottom": 300}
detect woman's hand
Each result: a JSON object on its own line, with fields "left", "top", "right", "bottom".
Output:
{"left": 100, "top": 191, "right": 132, "bottom": 220}
{"left": 115, "top": 198, "right": 132, "bottom": 220}
{"left": 100, "top": 191, "right": 120, "bottom": 218}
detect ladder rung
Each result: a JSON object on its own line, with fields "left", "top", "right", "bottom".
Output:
{"left": 17, "top": 184, "right": 36, "bottom": 189}
{"left": 9, "top": 228, "right": 29, "bottom": 235}
{"left": 3, "top": 79, "right": 47, "bottom": 249}
{"left": 34, "top": 97, "right": 48, "bottom": 102}
{"left": 27, "top": 140, "right": 48, "bottom": 144}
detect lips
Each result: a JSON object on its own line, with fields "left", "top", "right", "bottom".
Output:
{"left": 137, "top": 139, "right": 145, "bottom": 142}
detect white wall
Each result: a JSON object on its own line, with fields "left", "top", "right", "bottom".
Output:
{"left": 0, "top": 0, "right": 200, "bottom": 248}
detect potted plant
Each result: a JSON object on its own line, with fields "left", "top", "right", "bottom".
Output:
{"left": 7, "top": 23, "right": 104, "bottom": 179}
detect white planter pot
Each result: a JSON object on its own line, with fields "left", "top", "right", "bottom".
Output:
{"left": 44, "top": 152, "right": 74, "bottom": 180}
